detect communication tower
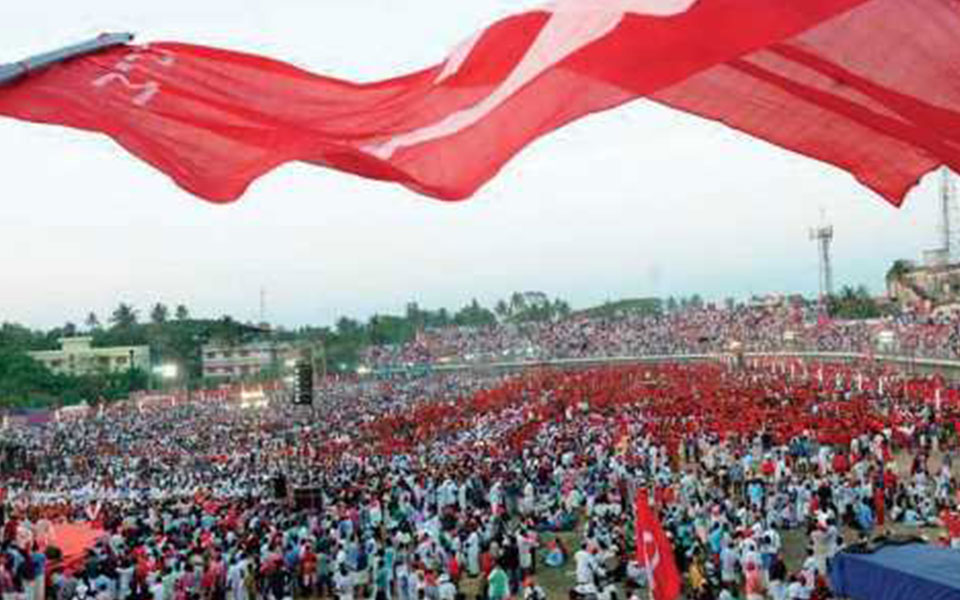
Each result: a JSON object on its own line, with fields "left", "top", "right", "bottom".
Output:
{"left": 809, "top": 216, "right": 834, "bottom": 303}
{"left": 940, "top": 167, "right": 959, "bottom": 263}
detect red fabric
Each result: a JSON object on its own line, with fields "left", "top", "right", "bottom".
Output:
{"left": 942, "top": 511, "right": 960, "bottom": 539}
{"left": 635, "top": 492, "right": 683, "bottom": 600}
{"left": 1, "top": 0, "right": 958, "bottom": 205}
{"left": 53, "top": 522, "right": 105, "bottom": 574}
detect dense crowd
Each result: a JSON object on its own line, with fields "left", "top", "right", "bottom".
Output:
{"left": 363, "top": 304, "right": 960, "bottom": 368}
{"left": 2, "top": 358, "right": 960, "bottom": 600}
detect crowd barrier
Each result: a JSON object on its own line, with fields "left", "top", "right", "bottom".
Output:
{"left": 425, "top": 350, "right": 960, "bottom": 380}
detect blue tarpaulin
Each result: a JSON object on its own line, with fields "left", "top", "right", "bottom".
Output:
{"left": 830, "top": 543, "right": 960, "bottom": 600}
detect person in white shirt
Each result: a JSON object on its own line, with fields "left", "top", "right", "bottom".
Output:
{"left": 437, "top": 574, "right": 457, "bottom": 600}
{"left": 720, "top": 542, "right": 739, "bottom": 587}
{"left": 574, "top": 543, "right": 599, "bottom": 590}
{"left": 334, "top": 565, "right": 354, "bottom": 600}
{"left": 226, "top": 556, "right": 248, "bottom": 600}
{"left": 787, "top": 574, "right": 811, "bottom": 599}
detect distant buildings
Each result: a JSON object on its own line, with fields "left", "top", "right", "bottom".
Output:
{"left": 29, "top": 337, "right": 150, "bottom": 376}
{"left": 201, "top": 341, "right": 297, "bottom": 381}
{"left": 887, "top": 254, "right": 960, "bottom": 313}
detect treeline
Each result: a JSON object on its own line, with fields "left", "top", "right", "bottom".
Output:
{"left": 826, "top": 285, "right": 884, "bottom": 319}
{"left": 278, "top": 293, "right": 574, "bottom": 372}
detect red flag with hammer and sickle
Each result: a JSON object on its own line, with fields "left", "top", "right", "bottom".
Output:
{"left": 635, "top": 491, "right": 682, "bottom": 600}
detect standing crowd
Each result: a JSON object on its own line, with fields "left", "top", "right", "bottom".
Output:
{"left": 2, "top": 359, "right": 960, "bottom": 600}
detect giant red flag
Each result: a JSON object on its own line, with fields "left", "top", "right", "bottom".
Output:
{"left": 635, "top": 491, "right": 682, "bottom": 600}
{"left": 1, "top": 0, "right": 959, "bottom": 204}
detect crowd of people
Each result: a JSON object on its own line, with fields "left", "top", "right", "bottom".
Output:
{"left": 363, "top": 303, "right": 960, "bottom": 368}
{"left": 2, "top": 356, "right": 960, "bottom": 600}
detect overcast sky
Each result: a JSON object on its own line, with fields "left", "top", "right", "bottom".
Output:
{"left": 0, "top": 0, "right": 946, "bottom": 330}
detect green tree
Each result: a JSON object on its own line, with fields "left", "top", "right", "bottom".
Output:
{"left": 150, "top": 303, "right": 169, "bottom": 325}
{"left": 509, "top": 292, "right": 527, "bottom": 317}
{"left": 175, "top": 304, "right": 190, "bottom": 321}
{"left": 433, "top": 308, "right": 451, "bottom": 328}
{"left": 85, "top": 312, "right": 100, "bottom": 331}
{"left": 553, "top": 299, "right": 572, "bottom": 320}
{"left": 666, "top": 297, "right": 679, "bottom": 313}
{"left": 454, "top": 299, "right": 497, "bottom": 327}
{"left": 110, "top": 303, "right": 138, "bottom": 329}
{"left": 827, "top": 285, "right": 881, "bottom": 319}
{"left": 336, "top": 317, "right": 364, "bottom": 339}
{"left": 405, "top": 302, "right": 425, "bottom": 331}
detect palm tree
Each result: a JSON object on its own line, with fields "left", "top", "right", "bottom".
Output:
{"left": 150, "top": 303, "right": 169, "bottom": 325}
{"left": 175, "top": 304, "right": 190, "bottom": 321}
{"left": 110, "top": 303, "right": 138, "bottom": 329}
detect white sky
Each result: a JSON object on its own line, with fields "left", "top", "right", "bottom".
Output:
{"left": 0, "top": 0, "right": 944, "bottom": 329}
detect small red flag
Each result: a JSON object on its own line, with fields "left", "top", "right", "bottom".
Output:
{"left": 635, "top": 491, "right": 683, "bottom": 600}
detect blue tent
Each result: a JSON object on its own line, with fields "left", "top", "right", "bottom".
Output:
{"left": 830, "top": 543, "right": 960, "bottom": 600}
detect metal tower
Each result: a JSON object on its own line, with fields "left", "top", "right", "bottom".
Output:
{"left": 259, "top": 286, "right": 267, "bottom": 325}
{"left": 940, "top": 167, "right": 959, "bottom": 262}
{"left": 810, "top": 221, "right": 834, "bottom": 301}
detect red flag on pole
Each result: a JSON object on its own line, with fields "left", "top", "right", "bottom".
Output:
{"left": 1, "top": 0, "right": 959, "bottom": 204}
{"left": 635, "top": 491, "right": 682, "bottom": 600}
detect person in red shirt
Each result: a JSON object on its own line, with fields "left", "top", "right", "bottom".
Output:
{"left": 874, "top": 486, "right": 886, "bottom": 527}
{"left": 480, "top": 549, "right": 494, "bottom": 577}
{"left": 761, "top": 458, "right": 775, "bottom": 479}
{"left": 302, "top": 544, "right": 318, "bottom": 595}
{"left": 447, "top": 553, "right": 461, "bottom": 584}
{"left": 832, "top": 452, "right": 848, "bottom": 475}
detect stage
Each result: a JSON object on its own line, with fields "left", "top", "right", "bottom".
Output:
{"left": 830, "top": 543, "right": 960, "bottom": 600}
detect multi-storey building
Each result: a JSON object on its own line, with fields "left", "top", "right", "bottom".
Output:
{"left": 201, "top": 341, "right": 297, "bottom": 380}
{"left": 29, "top": 337, "right": 150, "bottom": 376}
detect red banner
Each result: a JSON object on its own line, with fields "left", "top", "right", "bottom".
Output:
{"left": 2, "top": 0, "right": 959, "bottom": 204}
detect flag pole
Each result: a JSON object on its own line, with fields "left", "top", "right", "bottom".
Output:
{"left": 0, "top": 33, "right": 134, "bottom": 87}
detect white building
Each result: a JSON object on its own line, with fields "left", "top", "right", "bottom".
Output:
{"left": 29, "top": 337, "right": 150, "bottom": 376}
{"left": 201, "top": 341, "right": 296, "bottom": 380}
